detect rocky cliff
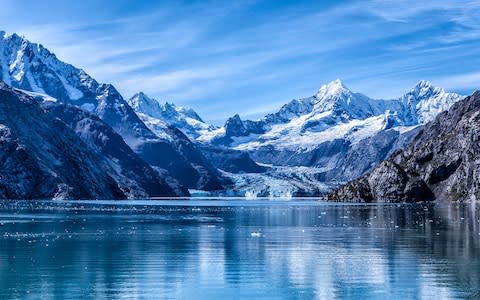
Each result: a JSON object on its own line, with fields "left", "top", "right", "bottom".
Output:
{"left": 326, "top": 91, "right": 480, "bottom": 202}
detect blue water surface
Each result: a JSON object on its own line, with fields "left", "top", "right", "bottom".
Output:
{"left": 0, "top": 199, "right": 478, "bottom": 299}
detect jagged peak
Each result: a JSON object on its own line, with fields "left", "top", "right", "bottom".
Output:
{"left": 128, "top": 92, "right": 162, "bottom": 116}
{"left": 3, "top": 31, "right": 21, "bottom": 40}
{"left": 132, "top": 91, "right": 148, "bottom": 99}
{"left": 401, "top": 80, "right": 449, "bottom": 104}
{"left": 415, "top": 80, "right": 433, "bottom": 88}
{"left": 130, "top": 92, "right": 171, "bottom": 109}
{"left": 164, "top": 101, "right": 176, "bottom": 109}
{"left": 229, "top": 114, "right": 242, "bottom": 122}
{"left": 98, "top": 83, "right": 122, "bottom": 97}
{"left": 224, "top": 114, "right": 243, "bottom": 127}
{"left": 129, "top": 92, "right": 205, "bottom": 123}
{"left": 409, "top": 80, "right": 443, "bottom": 94}
{"left": 316, "top": 79, "right": 350, "bottom": 98}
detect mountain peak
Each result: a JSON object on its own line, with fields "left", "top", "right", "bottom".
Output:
{"left": 134, "top": 91, "right": 148, "bottom": 99}
{"left": 403, "top": 80, "right": 445, "bottom": 102}
{"left": 128, "top": 92, "right": 162, "bottom": 118}
{"left": 315, "top": 79, "right": 353, "bottom": 104}
{"left": 317, "top": 79, "right": 349, "bottom": 96}
{"left": 312, "top": 79, "right": 377, "bottom": 119}
{"left": 408, "top": 80, "right": 443, "bottom": 98}
{"left": 415, "top": 80, "right": 433, "bottom": 88}
{"left": 224, "top": 114, "right": 250, "bottom": 137}
{"left": 400, "top": 80, "right": 464, "bottom": 124}
{"left": 130, "top": 91, "right": 157, "bottom": 106}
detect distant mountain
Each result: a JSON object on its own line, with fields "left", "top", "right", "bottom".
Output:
{"left": 326, "top": 91, "right": 480, "bottom": 202}
{"left": 205, "top": 79, "right": 462, "bottom": 147}
{"left": 0, "top": 83, "right": 182, "bottom": 199}
{"left": 128, "top": 92, "right": 214, "bottom": 140}
{"left": 128, "top": 92, "right": 267, "bottom": 175}
{"left": 196, "top": 80, "right": 463, "bottom": 184}
{"left": 0, "top": 31, "right": 226, "bottom": 191}
{"left": 129, "top": 79, "right": 464, "bottom": 197}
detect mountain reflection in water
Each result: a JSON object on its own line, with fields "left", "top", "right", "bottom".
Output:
{"left": 0, "top": 200, "right": 478, "bottom": 299}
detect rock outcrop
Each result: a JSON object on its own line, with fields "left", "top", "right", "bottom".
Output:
{"left": 326, "top": 91, "right": 480, "bottom": 202}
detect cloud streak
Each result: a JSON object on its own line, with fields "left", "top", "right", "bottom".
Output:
{"left": 2, "top": 0, "right": 480, "bottom": 121}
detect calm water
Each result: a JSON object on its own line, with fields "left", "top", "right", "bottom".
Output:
{"left": 0, "top": 200, "right": 479, "bottom": 299}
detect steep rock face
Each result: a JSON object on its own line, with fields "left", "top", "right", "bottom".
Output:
{"left": 42, "top": 102, "right": 188, "bottom": 197}
{"left": 139, "top": 126, "right": 228, "bottom": 190}
{"left": 0, "top": 32, "right": 225, "bottom": 191}
{"left": 326, "top": 91, "right": 480, "bottom": 202}
{"left": 198, "top": 145, "right": 267, "bottom": 174}
{"left": 0, "top": 83, "right": 142, "bottom": 199}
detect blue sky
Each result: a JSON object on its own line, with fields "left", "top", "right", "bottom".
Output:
{"left": 2, "top": 0, "right": 480, "bottom": 123}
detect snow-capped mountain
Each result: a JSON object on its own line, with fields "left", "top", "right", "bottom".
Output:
{"left": 205, "top": 79, "right": 463, "bottom": 149}
{"left": 0, "top": 31, "right": 94, "bottom": 104}
{"left": 0, "top": 31, "right": 227, "bottom": 192}
{"left": 128, "top": 92, "right": 215, "bottom": 140}
{"left": 194, "top": 80, "right": 464, "bottom": 190}
{"left": 399, "top": 80, "right": 462, "bottom": 125}
{"left": 127, "top": 78, "right": 463, "bottom": 197}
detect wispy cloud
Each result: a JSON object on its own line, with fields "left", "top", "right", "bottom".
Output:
{"left": 433, "top": 72, "right": 480, "bottom": 91}
{"left": 2, "top": 0, "right": 479, "bottom": 121}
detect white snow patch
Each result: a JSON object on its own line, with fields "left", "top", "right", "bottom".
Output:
{"left": 58, "top": 75, "right": 83, "bottom": 100}
{"left": 80, "top": 103, "right": 95, "bottom": 112}
{"left": 25, "top": 72, "right": 45, "bottom": 94}
{"left": 18, "top": 89, "right": 58, "bottom": 102}
{"left": 197, "top": 127, "right": 225, "bottom": 143}
{"left": 135, "top": 112, "right": 173, "bottom": 141}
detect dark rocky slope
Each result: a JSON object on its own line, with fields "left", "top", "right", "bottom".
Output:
{"left": 0, "top": 83, "right": 179, "bottom": 199}
{"left": 198, "top": 144, "right": 267, "bottom": 174}
{"left": 42, "top": 102, "right": 189, "bottom": 197}
{"left": 326, "top": 91, "right": 480, "bottom": 202}
{"left": 95, "top": 85, "right": 226, "bottom": 191}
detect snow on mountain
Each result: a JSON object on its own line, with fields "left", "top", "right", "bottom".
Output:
{"left": 128, "top": 92, "right": 215, "bottom": 140}
{"left": 399, "top": 80, "right": 463, "bottom": 124}
{"left": 126, "top": 78, "right": 463, "bottom": 196}
{"left": 0, "top": 83, "right": 185, "bottom": 199}
{"left": 188, "top": 79, "right": 464, "bottom": 189}
{"left": 326, "top": 90, "right": 480, "bottom": 202}
{"left": 0, "top": 31, "right": 92, "bottom": 102}
{"left": 205, "top": 80, "right": 463, "bottom": 151}
{"left": 0, "top": 31, "right": 227, "bottom": 192}
{"left": 0, "top": 30, "right": 467, "bottom": 197}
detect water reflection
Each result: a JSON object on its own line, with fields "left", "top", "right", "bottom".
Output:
{"left": 0, "top": 201, "right": 478, "bottom": 299}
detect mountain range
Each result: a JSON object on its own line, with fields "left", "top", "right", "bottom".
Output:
{"left": 0, "top": 31, "right": 470, "bottom": 199}
{"left": 129, "top": 78, "right": 463, "bottom": 197}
